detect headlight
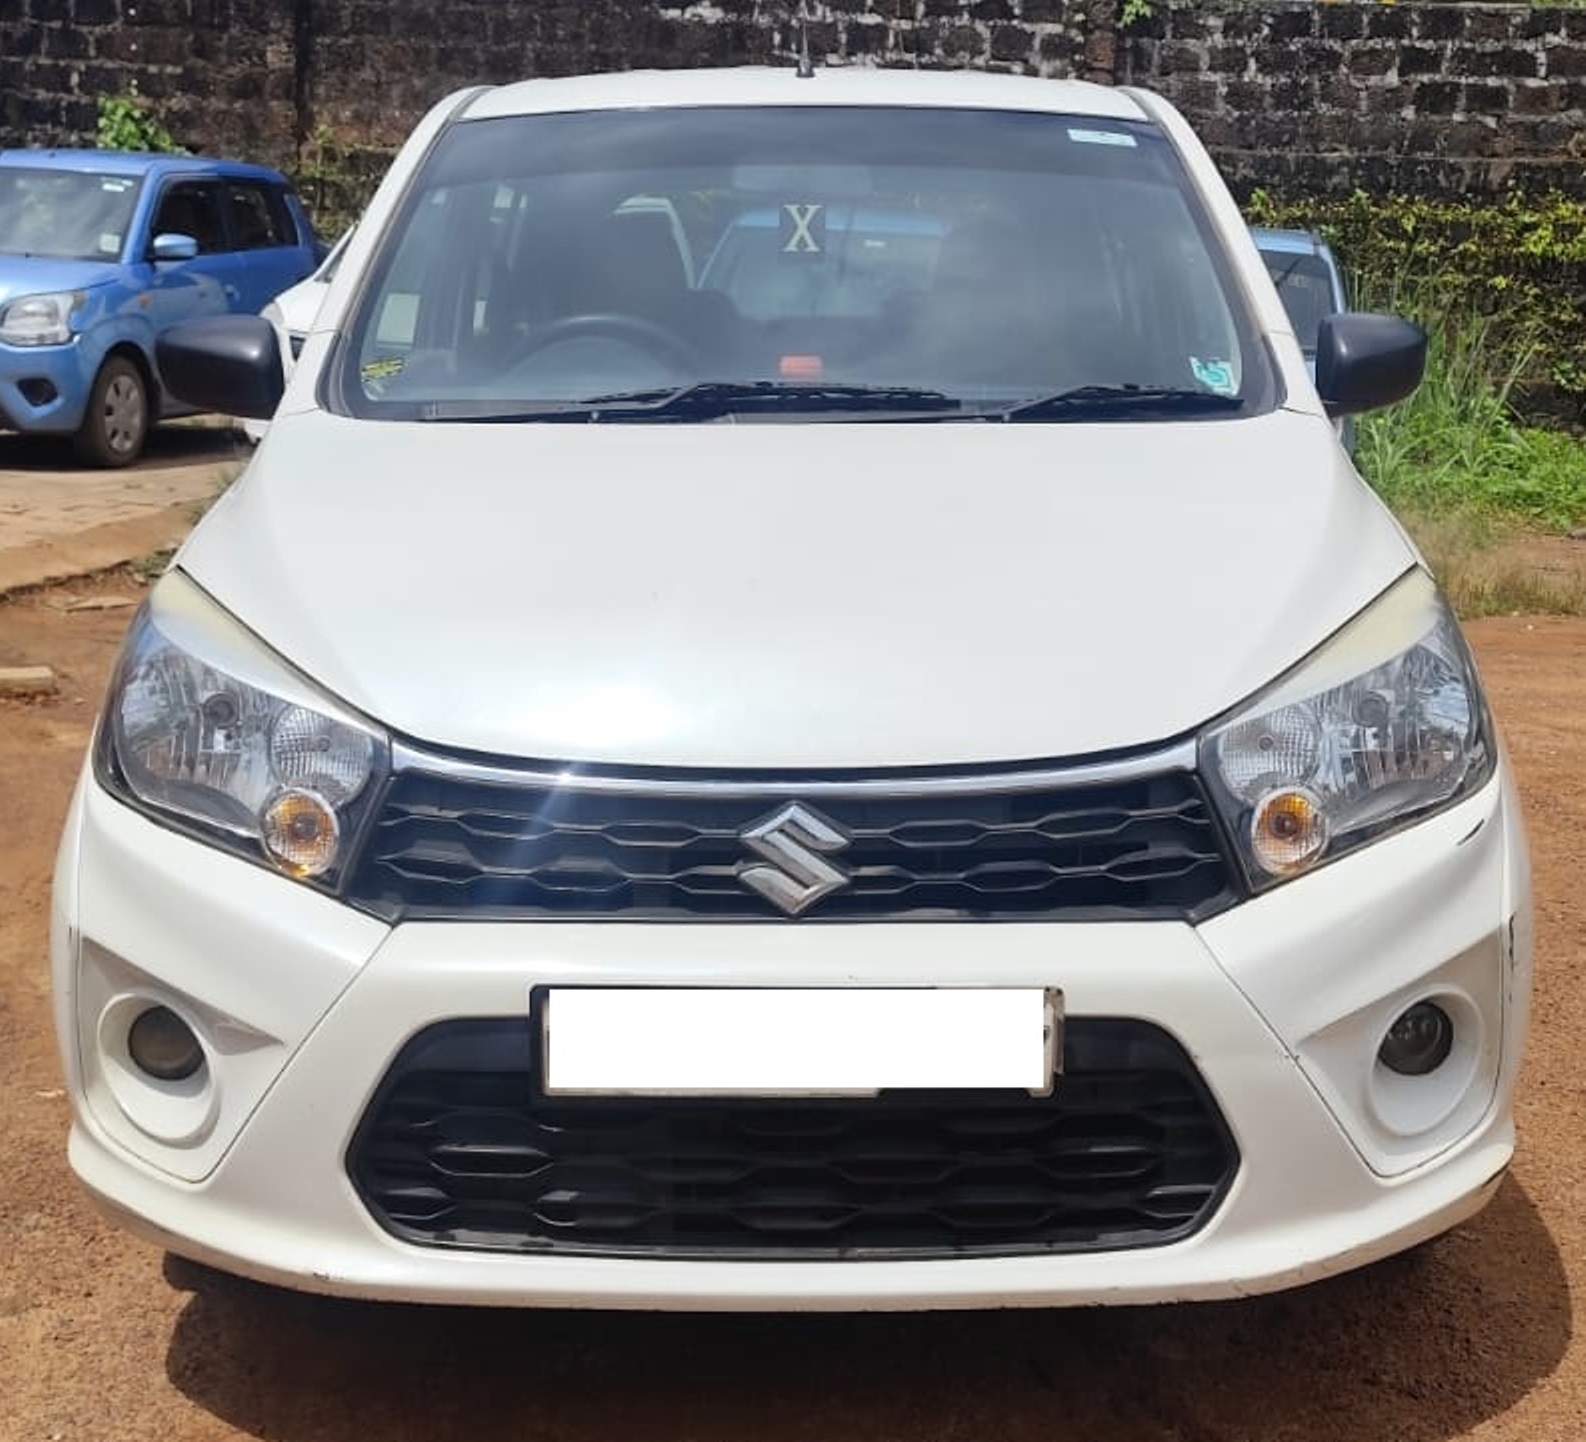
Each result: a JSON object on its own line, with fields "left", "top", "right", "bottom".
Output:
{"left": 0, "top": 290, "right": 82, "bottom": 345}
{"left": 94, "top": 572, "right": 388, "bottom": 888}
{"left": 1200, "top": 569, "right": 1494, "bottom": 889}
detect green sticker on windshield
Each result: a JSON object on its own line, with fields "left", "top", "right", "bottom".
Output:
{"left": 1190, "top": 357, "right": 1237, "bottom": 396}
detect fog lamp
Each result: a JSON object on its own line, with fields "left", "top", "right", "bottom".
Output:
{"left": 261, "top": 788, "right": 340, "bottom": 877}
{"left": 1378, "top": 1001, "right": 1454, "bottom": 1077}
{"left": 1249, "top": 786, "right": 1329, "bottom": 875}
{"left": 127, "top": 1005, "right": 204, "bottom": 1082}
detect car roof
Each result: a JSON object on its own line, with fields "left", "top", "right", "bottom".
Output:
{"left": 462, "top": 66, "right": 1152, "bottom": 123}
{"left": 1249, "top": 226, "right": 1333, "bottom": 258}
{"left": 0, "top": 147, "right": 289, "bottom": 184}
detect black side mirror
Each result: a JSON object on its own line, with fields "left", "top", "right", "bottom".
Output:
{"left": 156, "top": 315, "right": 285, "bottom": 421}
{"left": 1315, "top": 313, "right": 1427, "bottom": 418}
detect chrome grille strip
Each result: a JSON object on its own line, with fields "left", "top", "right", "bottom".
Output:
{"left": 386, "top": 738, "right": 1201, "bottom": 797}
{"left": 345, "top": 743, "right": 1237, "bottom": 921}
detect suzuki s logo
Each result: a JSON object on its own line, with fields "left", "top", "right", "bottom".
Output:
{"left": 738, "top": 802, "right": 852, "bottom": 915}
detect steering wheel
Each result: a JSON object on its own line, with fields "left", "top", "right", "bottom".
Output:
{"left": 510, "top": 313, "right": 700, "bottom": 371}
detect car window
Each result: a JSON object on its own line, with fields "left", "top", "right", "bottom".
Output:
{"left": 1260, "top": 250, "right": 1342, "bottom": 356}
{"left": 152, "top": 181, "right": 228, "bottom": 254}
{"left": 0, "top": 167, "right": 142, "bottom": 262}
{"left": 341, "top": 107, "right": 1271, "bottom": 417}
{"left": 224, "top": 181, "right": 296, "bottom": 249}
{"left": 701, "top": 207, "right": 944, "bottom": 320}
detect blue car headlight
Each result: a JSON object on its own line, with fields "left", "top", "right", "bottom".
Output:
{"left": 0, "top": 290, "right": 83, "bottom": 346}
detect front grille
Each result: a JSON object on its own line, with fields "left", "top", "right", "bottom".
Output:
{"left": 344, "top": 763, "right": 1236, "bottom": 920}
{"left": 349, "top": 1018, "right": 1238, "bottom": 1258}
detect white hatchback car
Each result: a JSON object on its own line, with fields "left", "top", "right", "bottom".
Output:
{"left": 54, "top": 66, "right": 1532, "bottom": 1312}
{"left": 239, "top": 229, "right": 351, "bottom": 443}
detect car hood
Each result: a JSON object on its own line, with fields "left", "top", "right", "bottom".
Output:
{"left": 0, "top": 255, "right": 116, "bottom": 304}
{"left": 179, "top": 409, "right": 1416, "bottom": 769}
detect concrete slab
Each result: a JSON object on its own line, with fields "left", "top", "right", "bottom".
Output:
{"left": 0, "top": 421, "right": 249, "bottom": 597}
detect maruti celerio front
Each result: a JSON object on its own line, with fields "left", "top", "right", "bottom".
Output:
{"left": 51, "top": 67, "right": 1531, "bottom": 1310}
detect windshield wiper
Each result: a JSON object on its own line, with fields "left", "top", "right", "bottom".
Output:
{"left": 583, "top": 381, "right": 965, "bottom": 421}
{"left": 993, "top": 385, "right": 1246, "bottom": 422}
{"left": 420, "top": 382, "right": 963, "bottom": 424}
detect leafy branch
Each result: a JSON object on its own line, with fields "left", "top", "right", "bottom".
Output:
{"left": 96, "top": 92, "right": 185, "bottom": 154}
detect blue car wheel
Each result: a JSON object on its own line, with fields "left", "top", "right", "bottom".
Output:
{"left": 73, "top": 354, "right": 148, "bottom": 468}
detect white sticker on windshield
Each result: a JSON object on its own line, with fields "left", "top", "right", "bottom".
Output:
{"left": 99, "top": 233, "right": 121, "bottom": 255}
{"left": 100, "top": 178, "right": 132, "bottom": 192}
{"left": 1068, "top": 128, "right": 1137, "bottom": 148}
{"left": 780, "top": 202, "right": 825, "bottom": 255}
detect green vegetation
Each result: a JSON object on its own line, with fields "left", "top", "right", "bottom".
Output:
{"left": 1118, "top": 0, "right": 1197, "bottom": 24}
{"left": 1353, "top": 305, "right": 1586, "bottom": 534}
{"left": 1247, "top": 188, "right": 1586, "bottom": 615}
{"left": 95, "top": 92, "right": 184, "bottom": 154}
{"left": 294, "top": 125, "right": 362, "bottom": 240}
{"left": 1358, "top": 342, "right": 1586, "bottom": 613}
{"left": 291, "top": 125, "right": 398, "bottom": 240}
{"left": 1246, "top": 188, "right": 1586, "bottom": 401}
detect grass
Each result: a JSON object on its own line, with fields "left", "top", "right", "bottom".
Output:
{"left": 1349, "top": 293, "right": 1586, "bottom": 615}
{"left": 128, "top": 549, "right": 175, "bottom": 584}
{"left": 1390, "top": 508, "right": 1586, "bottom": 618}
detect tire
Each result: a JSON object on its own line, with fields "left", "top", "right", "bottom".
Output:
{"left": 74, "top": 355, "right": 149, "bottom": 468}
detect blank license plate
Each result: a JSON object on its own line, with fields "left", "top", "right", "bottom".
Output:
{"left": 539, "top": 987, "right": 1061, "bottom": 1097}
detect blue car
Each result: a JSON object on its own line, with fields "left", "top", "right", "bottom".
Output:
{"left": 0, "top": 149, "right": 317, "bottom": 465}
{"left": 1250, "top": 227, "right": 1350, "bottom": 368}
{"left": 1250, "top": 226, "right": 1361, "bottom": 452}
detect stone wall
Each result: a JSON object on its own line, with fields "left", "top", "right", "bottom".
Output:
{"left": 0, "top": 2, "right": 1098, "bottom": 166}
{"left": 1122, "top": 2, "right": 1586, "bottom": 197}
{"left": 300, "top": 2, "right": 1100, "bottom": 153}
{"left": 1, "top": 0, "right": 301, "bottom": 164}
{"left": 2, "top": 1, "right": 1584, "bottom": 202}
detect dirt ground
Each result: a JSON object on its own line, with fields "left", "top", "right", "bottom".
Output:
{"left": 1, "top": 573, "right": 1583, "bottom": 1442}
{"left": 0, "top": 423, "right": 245, "bottom": 597}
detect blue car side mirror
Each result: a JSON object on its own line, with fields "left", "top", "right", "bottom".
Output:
{"left": 150, "top": 232, "right": 200, "bottom": 262}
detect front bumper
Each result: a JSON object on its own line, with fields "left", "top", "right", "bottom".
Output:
{"left": 51, "top": 760, "right": 1532, "bottom": 1309}
{"left": 0, "top": 338, "right": 95, "bottom": 435}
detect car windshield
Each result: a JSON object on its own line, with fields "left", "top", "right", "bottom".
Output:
{"left": 1261, "top": 250, "right": 1340, "bottom": 357}
{"left": 0, "top": 167, "right": 142, "bottom": 262}
{"left": 338, "top": 106, "right": 1271, "bottom": 421}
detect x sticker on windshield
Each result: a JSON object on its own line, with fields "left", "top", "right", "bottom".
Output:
{"left": 781, "top": 202, "right": 825, "bottom": 255}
